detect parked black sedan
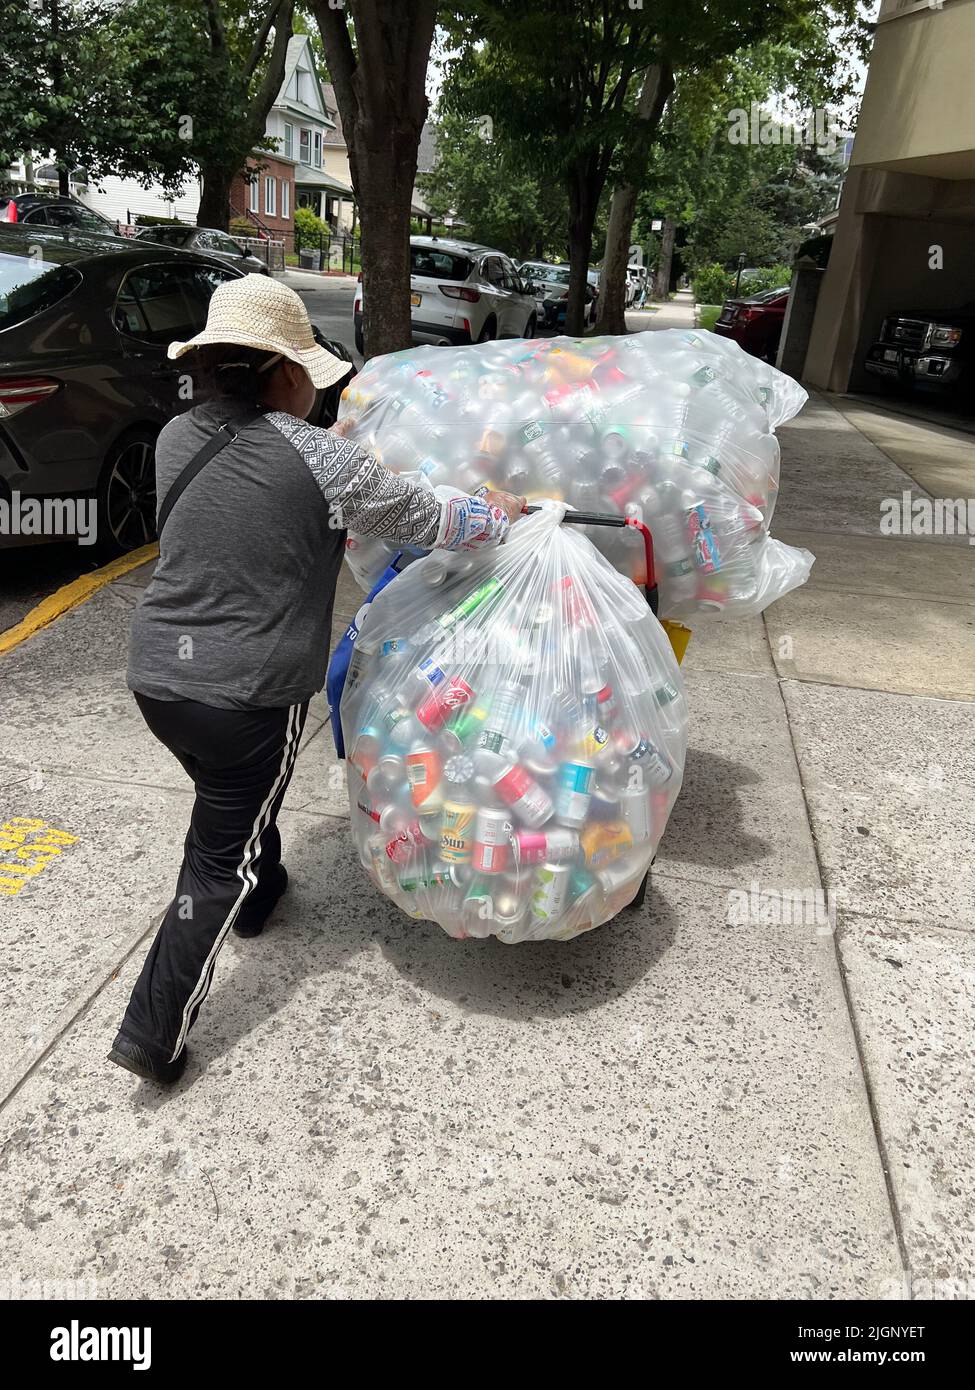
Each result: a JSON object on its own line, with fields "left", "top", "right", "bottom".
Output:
{"left": 134, "top": 224, "right": 270, "bottom": 276}
{"left": 0, "top": 192, "right": 121, "bottom": 236}
{"left": 0, "top": 225, "right": 354, "bottom": 554}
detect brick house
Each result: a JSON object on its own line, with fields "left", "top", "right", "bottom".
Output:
{"left": 230, "top": 153, "right": 295, "bottom": 237}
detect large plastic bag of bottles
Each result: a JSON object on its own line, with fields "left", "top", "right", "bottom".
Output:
{"left": 338, "top": 329, "right": 813, "bottom": 620}
{"left": 341, "top": 501, "right": 687, "bottom": 943}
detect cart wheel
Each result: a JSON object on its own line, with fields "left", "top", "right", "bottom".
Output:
{"left": 626, "top": 870, "right": 650, "bottom": 911}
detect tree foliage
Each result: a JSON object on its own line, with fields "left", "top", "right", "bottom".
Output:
{"left": 418, "top": 112, "right": 567, "bottom": 260}
{"left": 439, "top": 1, "right": 869, "bottom": 330}
{"left": 1, "top": 0, "right": 293, "bottom": 224}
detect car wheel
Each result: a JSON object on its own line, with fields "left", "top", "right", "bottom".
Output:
{"left": 96, "top": 428, "right": 158, "bottom": 557}
{"left": 524, "top": 313, "right": 536, "bottom": 340}
{"left": 354, "top": 326, "right": 364, "bottom": 355}
{"left": 477, "top": 316, "right": 498, "bottom": 343}
{"left": 765, "top": 335, "right": 781, "bottom": 365}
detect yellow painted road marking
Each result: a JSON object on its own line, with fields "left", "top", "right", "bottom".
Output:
{"left": 0, "top": 543, "right": 158, "bottom": 656}
{"left": 0, "top": 818, "right": 80, "bottom": 897}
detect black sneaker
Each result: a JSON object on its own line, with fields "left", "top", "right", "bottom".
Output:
{"left": 108, "top": 1032, "right": 187, "bottom": 1085}
{"left": 234, "top": 865, "right": 289, "bottom": 938}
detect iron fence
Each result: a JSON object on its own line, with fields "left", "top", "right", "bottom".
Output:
{"left": 289, "top": 229, "right": 361, "bottom": 275}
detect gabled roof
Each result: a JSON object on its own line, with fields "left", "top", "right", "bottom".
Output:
{"left": 320, "top": 82, "right": 347, "bottom": 149}
{"left": 276, "top": 34, "right": 335, "bottom": 130}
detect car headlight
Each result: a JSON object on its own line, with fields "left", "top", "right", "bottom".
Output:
{"left": 929, "top": 325, "right": 962, "bottom": 347}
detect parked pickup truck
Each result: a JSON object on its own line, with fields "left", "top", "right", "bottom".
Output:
{"left": 864, "top": 308, "right": 974, "bottom": 398}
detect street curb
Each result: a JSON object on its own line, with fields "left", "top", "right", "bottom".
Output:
{"left": 0, "top": 543, "right": 158, "bottom": 656}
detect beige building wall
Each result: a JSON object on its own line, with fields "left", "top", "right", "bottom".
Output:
{"left": 851, "top": 0, "right": 975, "bottom": 180}
{"left": 322, "top": 149, "right": 355, "bottom": 233}
{"left": 803, "top": 0, "right": 975, "bottom": 391}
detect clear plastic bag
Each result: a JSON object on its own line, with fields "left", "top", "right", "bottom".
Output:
{"left": 338, "top": 329, "right": 813, "bottom": 619}
{"left": 341, "top": 502, "right": 687, "bottom": 943}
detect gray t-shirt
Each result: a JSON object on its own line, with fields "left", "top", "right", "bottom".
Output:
{"left": 127, "top": 402, "right": 466, "bottom": 710}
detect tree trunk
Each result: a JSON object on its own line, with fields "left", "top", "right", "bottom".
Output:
{"left": 653, "top": 217, "right": 676, "bottom": 300}
{"left": 198, "top": 166, "right": 235, "bottom": 231}
{"left": 58, "top": 165, "right": 70, "bottom": 196}
{"left": 596, "top": 183, "right": 638, "bottom": 335}
{"left": 565, "top": 161, "right": 597, "bottom": 336}
{"left": 595, "top": 64, "right": 673, "bottom": 336}
{"left": 315, "top": 0, "right": 437, "bottom": 359}
{"left": 353, "top": 137, "right": 419, "bottom": 356}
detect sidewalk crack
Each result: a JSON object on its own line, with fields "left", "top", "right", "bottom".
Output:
{"left": 773, "top": 679, "right": 911, "bottom": 1282}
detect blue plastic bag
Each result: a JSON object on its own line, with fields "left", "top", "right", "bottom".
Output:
{"left": 326, "top": 556, "right": 403, "bottom": 757}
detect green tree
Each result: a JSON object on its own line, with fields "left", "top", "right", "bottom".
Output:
{"left": 442, "top": 1, "right": 666, "bottom": 333}
{"left": 113, "top": 0, "right": 297, "bottom": 230}
{"left": 0, "top": 1, "right": 152, "bottom": 195}
{"left": 443, "top": 2, "right": 868, "bottom": 334}
{"left": 418, "top": 112, "right": 566, "bottom": 261}
{"left": 1, "top": 1, "right": 295, "bottom": 231}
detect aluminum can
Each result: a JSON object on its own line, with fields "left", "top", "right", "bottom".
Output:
{"left": 406, "top": 746, "right": 443, "bottom": 808}
{"left": 529, "top": 863, "right": 572, "bottom": 923}
{"left": 440, "top": 800, "right": 476, "bottom": 863}
{"left": 617, "top": 784, "right": 652, "bottom": 842}
{"left": 417, "top": 676, "right": 475, "bottom": 732}
{"left": 472, "top": 807, "right": 511, "bottom": 874}
{"left": 514, "top": 827, "right": 580, "bottom": 866}
{"left": 493, "top": 764, "right": 554, "bottom": 827}
{"left": 554, "top": 760, "right": 595, "bottom": 828}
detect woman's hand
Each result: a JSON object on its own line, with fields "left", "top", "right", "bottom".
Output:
{"left": 482, "top": 490, "right": 526, "bottom": 527}
{"left": 329, "top": 416, "right": 354, "bottom": 438}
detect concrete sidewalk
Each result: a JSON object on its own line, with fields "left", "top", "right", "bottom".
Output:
{"left": 625, "top": 287, "right": 696, "bottom": 332}
{"left": 1, "top": 392, "right": 973, "bottom": 1299}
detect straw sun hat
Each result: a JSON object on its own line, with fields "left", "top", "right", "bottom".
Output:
{"left": 168, "top": 273, "right": 353, "bottom": 389}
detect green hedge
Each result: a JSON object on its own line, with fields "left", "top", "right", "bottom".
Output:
{"left": 691, "top": 263, "right": 734, "bottom": 306}
{"left": 739, "top": 263, "right": 793, "bottom": 295}
{"left": 134, "top": 214, "right": 188, "bottom": 226}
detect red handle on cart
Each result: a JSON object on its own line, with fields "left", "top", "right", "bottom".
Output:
{"left": 520, "top": 504, "right": 658, "bottom": 615}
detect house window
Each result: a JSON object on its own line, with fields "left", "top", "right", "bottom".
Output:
{"left": 283, "top": 123, "right": 294, "bottom": 160}
{"left": 264, "top": 176, "right": 276, "bottom": 217}
{"left": 281, "top": 179, "right": 290, "bottom": 219}
{"left": 299, "top": 128, "right": 311, "bottom": 165}
{"left": 313, "top": 131, "right": 322, "bottom": 167}
{"left": 248, "top": 176, "right": 258, "bottom": 213}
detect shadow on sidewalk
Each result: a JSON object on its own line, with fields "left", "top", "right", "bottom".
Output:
{"left": 127, "top": 751, "right": 757, "bottom": 1084}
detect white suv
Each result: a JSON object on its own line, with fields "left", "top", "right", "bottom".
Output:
{"left": 353, "top": 236, "right": 537, "bottom": 353}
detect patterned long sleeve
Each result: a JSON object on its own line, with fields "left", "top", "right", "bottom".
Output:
{"left": 265, "top": 412, "right": 509, "bottom": 550}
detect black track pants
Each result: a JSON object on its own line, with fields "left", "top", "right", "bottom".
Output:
{"left": 118, "top": 693, "right": 309, "bottom": 1065}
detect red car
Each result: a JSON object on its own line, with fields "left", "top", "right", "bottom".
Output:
{"left": 713, "top": 285, "right": 789, "bottom": 361}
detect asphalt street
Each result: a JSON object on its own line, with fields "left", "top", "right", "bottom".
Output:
{"left": 287, "top": 269, "right": 361, "bottom": 362}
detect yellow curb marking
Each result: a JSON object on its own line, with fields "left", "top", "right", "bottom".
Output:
{"left": 0, "top": 818, "right": 80, "bottom": 897}
{"left": 0, "top": 543, "right": 158, "bottom": 656}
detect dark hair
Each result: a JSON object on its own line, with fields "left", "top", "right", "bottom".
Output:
{"left": 189, "top": 343, "right": 284, "bottom": 406}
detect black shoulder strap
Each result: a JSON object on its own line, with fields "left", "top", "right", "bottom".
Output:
{"left": 156, "top": 407, "right": 266, "bottom": 538}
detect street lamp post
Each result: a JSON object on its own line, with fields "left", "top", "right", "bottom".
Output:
{"left": 734, "top": 252, "right": 746, "bottom": 296}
